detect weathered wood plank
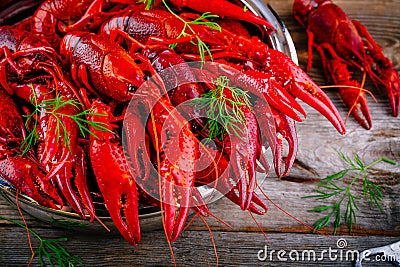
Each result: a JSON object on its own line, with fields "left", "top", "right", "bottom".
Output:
{"left": 0, "top": 227, "right": 399, "bottom": 266}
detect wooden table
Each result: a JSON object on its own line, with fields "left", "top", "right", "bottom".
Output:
{"left": 1, "top": 0, "right": 399, "bottom": 266}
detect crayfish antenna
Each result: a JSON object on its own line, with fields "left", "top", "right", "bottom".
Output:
{"left": 180, "top": 207, "right": 220, "bottom": 267}
{"left": 257, "top": 184, "right": 338, "bottom": 243}
{"left": 198, "top": 215, "right": 219, "bottom": 267}
{"left": 248, "top": 211, "right": 269, "bottom": 243}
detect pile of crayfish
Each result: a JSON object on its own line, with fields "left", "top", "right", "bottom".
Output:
{"left": 0, "top": 0, "right": 346, "bottom": 246}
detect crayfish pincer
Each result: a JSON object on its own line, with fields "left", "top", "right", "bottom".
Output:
{"left": 86, "top": 99, "right": 141, "bottom": 246}
{"left": 293, "top": 0, "right": 400, "bottom": 129}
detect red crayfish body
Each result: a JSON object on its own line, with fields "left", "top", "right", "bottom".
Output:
{"left": 31, "top": 0, "right": 94, "bottom": 47}
{"left": 60, "top": 31, "right": 146, "bottom": 102}
{"left": 293, "top": 0, "right": 400, "bottom": 129}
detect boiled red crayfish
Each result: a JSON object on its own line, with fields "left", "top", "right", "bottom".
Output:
{"left": 0, "top": 26, "right": 96, "bottom": 220}
{"left": 0, "top": 0, "right": 348, "bottom": 249}
{"left": 0, "top": 87, "right": 64, "bottom": 209}
{"left": 293, "top": 0, "right": 400, "bottom": 129}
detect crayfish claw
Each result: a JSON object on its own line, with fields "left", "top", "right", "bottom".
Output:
{"left": 123, "top": 109, "right": 151, "bottom": 182}
{"left": 327, "top": 57, "right": 373, "bottom": 129}
{"left": 90, "top": 142, "right": 141, "bottom": 246}
{"left": 271, "top": 108, "right": 298, "bottom": 177}
{"left": 373, "top": 62, "right": 400, "bottom": 117}
{"left": 100, "top": 181, "right": 141, "bottom": 246}
{"left": 161, "top": 168, "right": 193, "bottom": 242}
{"left": 0, "top": 155, "right": 64, "bottom": 210}
{"left": 167, "top": 0, "right": 275, "bottom": 30}
{"left": 190, "top": 187, "right": 210, "bottom": 217}
{"left": 384, "top": 71, "right": 400, "bottom": 117}
{"left": 339, "top": 87, "right": 372, "bottom": 129}
{"left": 88, "top": 100, "right": 141, "bottom": 246}
{"left": 51, "top": 163, "right": 88, "bottom": 219}
{"left": 225, "top": 185, "right": 268, "bottom": 215}
{"left": 73, "top": 147, "right": 96, "bottom": 221}
{"left": 276, "top": 53, "right": 346, "bottom": 135}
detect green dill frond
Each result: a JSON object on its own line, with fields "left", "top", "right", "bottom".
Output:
{"left": 0, "top": 215, "right": 83, "bottom": 267}
{"left": 20, "top": 87, "right": 111, "bottom": 155}
{"left": 162, "top": 0, "right": 221, "bottom": 63}
{"left": 188, "top": 76, "right": 252, "bottom": 141}
{"left": 304, "top": 151, "right": 397, "bottom": 234}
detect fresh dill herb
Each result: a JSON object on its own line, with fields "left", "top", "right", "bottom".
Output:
{"left": 304, "top": 150, "right": 397, "bottom": 234}
{"left": 188, "top": 76, "right": 251, "bottom": 141}
{"left": 137, "top": 0, "right": 154, "bottom": 10}
{"left": 0, "top": 215, "right": 83, "bottom": 267}
{"left": 243, "top": 5, "right": 248, "bottom": 12}
{"left": 162, "top": 0, "right": 221, "bottom": 63}
{"left": 20, "top": 86, "right": 110, "bottom": 155}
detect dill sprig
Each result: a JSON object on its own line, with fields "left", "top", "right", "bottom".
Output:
{"left": 189, "top": 76, "right": 251, "bottom": 141}
{"left": 304, "top": 150, "right": 397, "bottom": 234}
{"left": 0, "top": 214, "right": 83, "bottom": 267}
{"left": 162, "top": 0, "right": 221, "bottom": 63}
{"left": 137, "top": 0, "right": 154, "bottom": 10}
{"left": 20, "top": 86, "right": 110, "bottom": 155}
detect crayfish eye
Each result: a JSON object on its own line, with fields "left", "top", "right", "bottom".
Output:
{"left": 128, "top": 84, "right": 136, "bottom": 93}
{"left": 350, "top": 54, "right": 356, "bottom": 60}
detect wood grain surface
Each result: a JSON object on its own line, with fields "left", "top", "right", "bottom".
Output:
{"left": 1, "top": 0, "right": 399, "bottom": 266}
